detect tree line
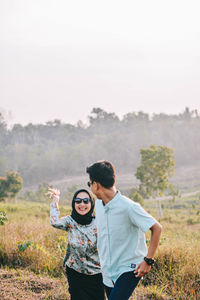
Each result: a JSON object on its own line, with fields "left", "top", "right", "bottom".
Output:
{"left": 0, "top": 107, "right": 200, "bottom": 186}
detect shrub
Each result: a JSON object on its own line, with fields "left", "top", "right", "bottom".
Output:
{"left": 129, "top": 191, "right": 144, "bottom": 206}
{"left": 0, "top": 211, "right": 7, "bottom": 225}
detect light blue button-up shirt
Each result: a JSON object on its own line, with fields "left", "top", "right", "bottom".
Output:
{"left": 95, "top": 191, "right": 156, "bottom": 287}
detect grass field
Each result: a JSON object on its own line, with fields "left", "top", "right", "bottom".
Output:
{"left": 0, "top": 193, "right": 200, "bottom": 299}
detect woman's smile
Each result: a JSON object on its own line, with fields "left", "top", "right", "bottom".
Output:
{"left": 76, "top": 205, "right": 90, "bottom": 214}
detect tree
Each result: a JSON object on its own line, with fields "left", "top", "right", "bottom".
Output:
{"left": 1, "top": 107, "right": 200, "bottom": 187}
{"left": 65, "top": 184, "right": 80, "bottom": 203}
{"left": 135, "top": 145, "right": 175, "bottom": 218}
{"left": 0, "top": 172, "right": 23, "bottom": 202}
{"left": 129, "top": 190, "right": 144, "bottom": 206}
{"left": 0, "top": 112, "right": 7, "bottom": 131}
{"left": 20, "top": 182, "right": 50, "bottom": 202}
{"left": 89, "top": 107, "right": 119, "bottom": 128}
{"left": 0, "top": 177, "right": 8, "bottom": 201}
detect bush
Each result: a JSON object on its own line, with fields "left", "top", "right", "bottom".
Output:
{"left": 0, "top": 211, "right": 7, "bottom": 225}
{"left": 129, "top": 191, "right": 144, "bottom": 206}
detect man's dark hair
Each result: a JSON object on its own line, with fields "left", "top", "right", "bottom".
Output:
{"left": 86, "top": 160, "right": 116, "bottom": 188}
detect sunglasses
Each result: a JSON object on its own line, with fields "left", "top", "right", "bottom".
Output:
{"left": 87, "top": 181, "right": 94, "bottom": 187}
{"left": 74, "top": 197, "right": 90, "bottom": 204}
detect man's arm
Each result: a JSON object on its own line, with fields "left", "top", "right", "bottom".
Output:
{"left": 134, "top": 222, "right": 162, "bottom": 278}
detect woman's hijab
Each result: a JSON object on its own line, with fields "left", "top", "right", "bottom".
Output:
{"left": 71, "top": 189, "right": 94, "bottom": 225}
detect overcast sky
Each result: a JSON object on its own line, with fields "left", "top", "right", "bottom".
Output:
{"left": 0, "top": 0, "right": 200, "bottom": 126}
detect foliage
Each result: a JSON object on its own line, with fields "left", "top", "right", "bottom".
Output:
{"left": 129, "top": 190, "right": 144, "bottom": 206}
{"left": 0, "top": 177, "right": 7, "bottom": 200}
{"left": 0, "top": 172, "right": 23, "bottom": 202}
{"left": 6, "top": 172, "right": 23, "bottom": 197}
{"left": 17, "top": 241, "right": 32, "bottom": 252}
{"left": 64, "top": 184, "right": 80, "bottom": 202}
{"left": 168, "top": 186, "right": 181, "bottom": 202}
{"left": 0, "top": 107, "right": 200, "bottom": 186}
{"left": 135, "top": 145, "right": 175, "bottom": 198}
{"left": 20, "top": 183, "right": 51, "bottom": 202}
{"left": 135, "top": 145, "right": 175, "bottom": 217}
{"left": 0, "top": 211, "right": 7, "bottom": 225}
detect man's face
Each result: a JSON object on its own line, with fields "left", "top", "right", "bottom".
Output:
{"left": 88, "top": 179, "right": 99, "bottom": 198}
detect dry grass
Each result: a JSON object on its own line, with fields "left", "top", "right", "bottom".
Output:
{"left": 0, "top": 268, "right": 68, "bottom": 299}
{"left": 0, "top": 200, "right": 200, "bottom": 299}
{"left": 0, "top": 268, "right": 169, "bottom": 300}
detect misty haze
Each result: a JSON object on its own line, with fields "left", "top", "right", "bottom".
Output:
{"left": 0, "top": 107, "right": 200, "bottom": 196}
{"left": 1, "top": 1, "right": 200, "bottom": 299}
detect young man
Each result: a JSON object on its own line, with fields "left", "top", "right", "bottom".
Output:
{"left": 86, "top": 160, "right": 162, "bottom": 300}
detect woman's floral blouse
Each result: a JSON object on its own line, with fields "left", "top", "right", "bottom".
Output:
{"left": 50, "top": 202, "right": 101, "bottom": 275}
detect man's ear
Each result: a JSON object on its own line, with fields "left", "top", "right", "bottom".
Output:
{"left": 95, "top": 182, "right": 101, "bottom": 191}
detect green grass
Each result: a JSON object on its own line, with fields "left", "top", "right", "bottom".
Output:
{"left": 0, "top": 194, "right": 200, "bottom": 299}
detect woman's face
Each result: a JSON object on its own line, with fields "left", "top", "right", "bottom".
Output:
{"left": 74, "top": 191, "right": 91, "bottom": 215}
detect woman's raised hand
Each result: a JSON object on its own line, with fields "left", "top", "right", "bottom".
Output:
{"left": 47, "top": 187, "right": 60, "bottom": 204}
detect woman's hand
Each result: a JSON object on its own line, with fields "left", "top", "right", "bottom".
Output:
{"left": 47, "top": 187, "right": 60, "bottom": 204}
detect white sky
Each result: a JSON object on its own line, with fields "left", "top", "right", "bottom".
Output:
{"left": 0, "top": 0, "right": 200, "bottom": 126}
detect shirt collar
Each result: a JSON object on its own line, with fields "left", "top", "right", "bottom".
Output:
{"left": 102, "top": 190, "right": 121, "bottom": 211}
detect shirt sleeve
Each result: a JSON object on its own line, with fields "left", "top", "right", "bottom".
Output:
{"left": 128, "top": 201, "right": 157, "bottom": 233}
{"left": 50, "top": 202, "right": 71, "bottom": 231}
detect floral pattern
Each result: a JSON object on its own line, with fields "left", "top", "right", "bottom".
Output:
{"left": 50, "top": 202, "right": 101, "bottom": 275}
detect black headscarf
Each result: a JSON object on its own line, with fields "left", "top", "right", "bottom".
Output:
{"left": 71, "top": 189, "right": 94, "bottom": 225}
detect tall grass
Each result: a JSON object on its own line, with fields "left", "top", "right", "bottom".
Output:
{"left": 0, "top": 202, "right": 70, "bottom": 277}
{"left": 0, "top": 200, "right": 200, "bottom": 299}
{"left": 144, "top": 238, "right": 200, "bottom": 299}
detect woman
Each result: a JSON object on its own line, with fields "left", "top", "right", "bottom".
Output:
{"left": 49, "top": 187, "right": 105, "bottom": 300}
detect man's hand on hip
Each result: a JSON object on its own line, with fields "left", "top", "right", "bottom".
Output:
{"left": 134, "top": 261, "right": 151, "bottom": 278}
